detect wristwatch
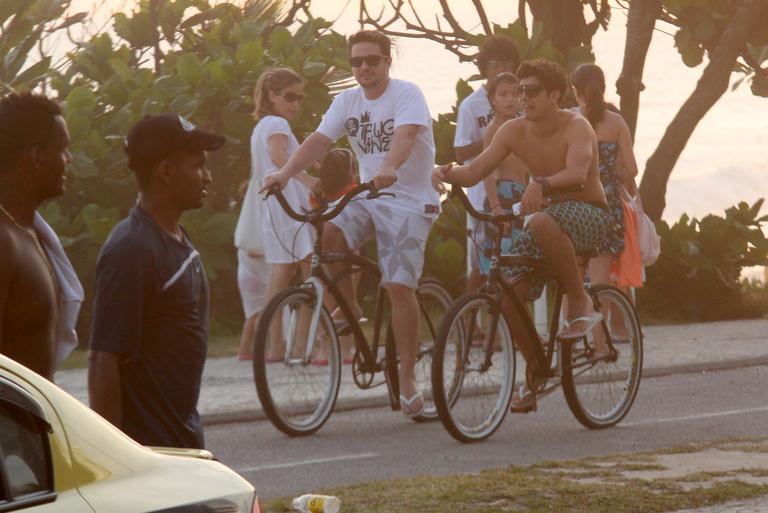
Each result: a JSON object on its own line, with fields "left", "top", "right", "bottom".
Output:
{"left": 532, "top": 176, "right": 551, "bottom": 195}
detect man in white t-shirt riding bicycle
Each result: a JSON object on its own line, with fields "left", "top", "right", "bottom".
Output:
{"left": 261, "top": 30, "right": 440, "bottom": 418}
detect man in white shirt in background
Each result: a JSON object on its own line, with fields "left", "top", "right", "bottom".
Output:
{"left": 261, "top": 30, "right": 440, "bottom": 418}
{"left": 454, "top": 36, "right": 521, "bottom": 292}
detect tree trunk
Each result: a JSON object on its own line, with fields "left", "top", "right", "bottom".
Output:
{"left": 616, "top": 0, "right": 662, "bottom": 139}
{"left": 639, "top": 0, "right": 768, "bottom": 222}
{"left": 527, "top": 0, "right": 589, "bottom": 54}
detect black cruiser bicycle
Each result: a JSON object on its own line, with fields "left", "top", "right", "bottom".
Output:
{"left": 255, "top": 182, "right": 452, "bottom": 436}
{"left": 431, "top": 186, "right": 643, "bottom": 443}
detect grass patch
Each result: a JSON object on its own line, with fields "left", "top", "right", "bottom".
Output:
{"left": 261, "top": 440, "right": 768, "bottom": 513}
{"left": 666, "top": 471, "right": 734, "bottom": 483}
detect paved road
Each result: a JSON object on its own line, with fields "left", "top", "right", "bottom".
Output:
{"left": 55, "top": 319, "right": 768, "bottom": 425}
{"left": 206, "top": 364, "right": 768, "bottom": 499}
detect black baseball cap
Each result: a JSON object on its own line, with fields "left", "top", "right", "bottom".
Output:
{"left": 125, "top": 113, "right": 226, "bottom": 170}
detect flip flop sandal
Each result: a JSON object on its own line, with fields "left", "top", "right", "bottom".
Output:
{"left": 399, "top": 391, "right": 425, "bottom": 418}
{"left": 509, "top": 385, "right": 537, "bottom": 413}
{"left": 558, "top": 311, "right": 603, "bottom": 340}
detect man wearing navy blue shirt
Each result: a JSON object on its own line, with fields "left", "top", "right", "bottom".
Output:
{"left": 88, "top": 114, "right": 225, "bottom": 448}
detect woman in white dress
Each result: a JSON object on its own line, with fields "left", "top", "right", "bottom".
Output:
{"left": 240, "top": 68, "right": 317, "bottom": 360}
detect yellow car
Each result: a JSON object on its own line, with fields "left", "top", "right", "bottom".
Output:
{"left": 0, "top": 355, "right": 260, "bottom": 512}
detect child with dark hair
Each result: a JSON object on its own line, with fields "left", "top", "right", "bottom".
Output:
{"left": 475, "top": 72, "right": 529, "bottom": 274}
{"left": 309, "top": 148, "right": 359, "bottom": 209}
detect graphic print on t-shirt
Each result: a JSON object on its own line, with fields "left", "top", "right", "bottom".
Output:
{"left": 477, "top": 112, "right": 493, "bottom": 129}
{"left": 346, "top": 110, "right": 394, "bottom": 154}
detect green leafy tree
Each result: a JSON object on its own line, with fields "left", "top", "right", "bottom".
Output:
{"left": 0, "top": 0, "right": 86, "bottom": 93}
{"left": 36, "top": 0, "right": 353, "bottom": 338}
{"left": 639, "top": 198, "right": 768, "bottom": 321}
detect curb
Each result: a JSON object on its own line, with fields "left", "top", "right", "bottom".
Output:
{"left": 200, "top": 355, "right": 768, "bottom": 427}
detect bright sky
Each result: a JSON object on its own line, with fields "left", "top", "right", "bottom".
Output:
{"left": 68, "top": 0, "right": 768, "bottom": 225}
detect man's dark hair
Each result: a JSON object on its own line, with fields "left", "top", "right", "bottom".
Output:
{"left": 516, "top": 59, "right": 568, "bottom": 103}
{"left": 348, "top": 30, "right": 392, "bottom": 57}
{"left": 0, "top": 92, "right": 62, "bottom": 171}
{"left": 476, "top": 36, "right": 521, "bottom": 78}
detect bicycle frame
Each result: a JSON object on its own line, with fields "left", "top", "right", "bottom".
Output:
{"left": 300, "top": 220, "right": 386, "bottom": 375}
{"left": 265, "top": 182, "right": 410, "bottom": 405}
{"left": 475, "top": 225, "right": 561, "bottom": 380}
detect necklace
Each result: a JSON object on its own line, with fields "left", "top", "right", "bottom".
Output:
{"left": 0, "top": 202, "right": 58, "bottom": 288}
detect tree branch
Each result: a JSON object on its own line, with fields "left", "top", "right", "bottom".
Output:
{"left": 470, "top": 0, "right": 492, "bottom": 35}
{"left": 277, "top": 0, "right": 312, "bottom": 26}
{"left": 436, "top": 0, "right": 473, "bottom": 40}
{"left": 518, "top": 0, "right": 527, "bottom": 33}
{"left": 358, "top": 0, "right": 480, "bottom": 62}
{"left": 616, "top": 0, "right": 662, "bottom": 138}
{"left": 742, "top": 51, "right": 768, "bottom": 76}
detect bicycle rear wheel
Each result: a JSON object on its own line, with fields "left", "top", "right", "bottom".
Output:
{"left": 253, "top": 286, "right": 341, "bottom": 436}
{"left": 431, "top": 293, "right": 516, "bottom": 442}
{"left": 561, "top": 284, "right": 643, "bottom": 429}
{"left": 410, "top": 278, "right": 453, "bottom": 421}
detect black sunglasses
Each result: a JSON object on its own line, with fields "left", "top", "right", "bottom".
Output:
{"left": 278, "top": 92, "right": 304, "bottom": 103}
{"left": 515, "top": 84, "right": 547, "bottom": 98}
{"left": 350, "top": 54, "right": 386, "bottom": 68}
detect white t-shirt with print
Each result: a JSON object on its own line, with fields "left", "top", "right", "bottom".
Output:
{"left": 454, "top": 86, "right": 493, "bottom": 210}
{"left": 317, "top": 79, "right": 439, "bottom": 216}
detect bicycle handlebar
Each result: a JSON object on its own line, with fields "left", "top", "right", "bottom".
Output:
{"left": 265, "top": 180, "right": 392, "bottom": 224}
{"left": 448, "top": 182, "right": 584, "bottom": 224}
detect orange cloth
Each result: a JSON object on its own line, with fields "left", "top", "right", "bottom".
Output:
{"left": 309, "top": 182, "right": 358, "bottom": 209}
{"left": 612, "top": 197, "right": 644, "bottom": 288}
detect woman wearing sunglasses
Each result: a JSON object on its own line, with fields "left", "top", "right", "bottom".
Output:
{"left": 234, "top": 67, "right": 317, "bottom": 361}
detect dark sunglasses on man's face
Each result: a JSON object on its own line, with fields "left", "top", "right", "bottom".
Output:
{"left": 350, "top": 54, "right": 386, "bottom": 68}
{"left": 279, "top": 92, "right": 304, "bottom": 103}
{"left": 515, "top": 84, "right": 546, "bottom": 98}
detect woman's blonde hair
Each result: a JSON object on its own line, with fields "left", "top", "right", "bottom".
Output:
{"left": 252, "top": 68, "right": 303, "bottom": 121}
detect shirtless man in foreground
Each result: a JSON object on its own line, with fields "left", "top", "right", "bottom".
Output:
{"left": 434, "top": 59, "right": 611, "bottom": 411}
{"left": 0, "top": 93, "right": 71, "bottom": 380}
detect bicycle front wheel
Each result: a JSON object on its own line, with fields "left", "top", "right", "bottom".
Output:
{"left": 253, "top": 287, "right": 341, "bottom": 436}
{"left": 431, "top": 293, "right": 516, "bottom": 442}
{"left": 561, "top": 284, "right": 643, "bottom": 429}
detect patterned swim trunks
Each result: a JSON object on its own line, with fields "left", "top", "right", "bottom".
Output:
{"left": 503, "top": 200, "right": 611, "bottom": 300}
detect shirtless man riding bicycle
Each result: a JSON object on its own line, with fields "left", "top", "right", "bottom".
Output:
{"left": 434, "top": 59, "right": 611, "bottom": 411}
